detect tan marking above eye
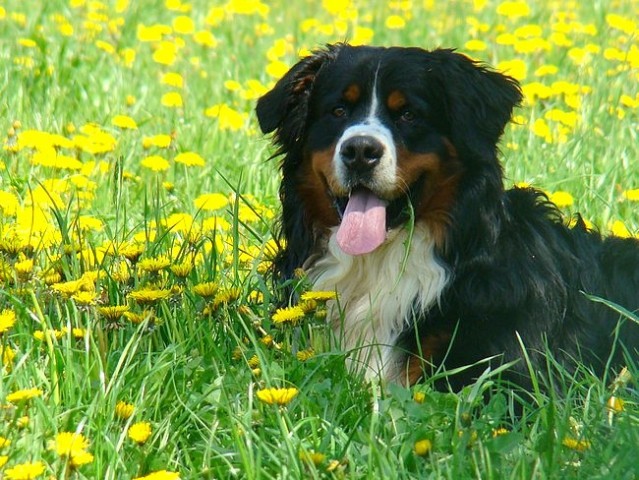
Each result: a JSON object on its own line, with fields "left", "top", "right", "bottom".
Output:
{"left": 387, "top": 90, "right": 407, "bottom": 111}
{"left": 343, "top": 84, "right": 361, "bottom": 103}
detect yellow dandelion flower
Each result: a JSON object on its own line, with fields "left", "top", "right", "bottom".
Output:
{"left": 549, "top": 191, "right": 574, "bottom": 208}
{"left": 562, "top": 436, "right": 590, "bottom": 452}
{"left": 175, "top": 151, "right": 205, "bottom": 167}
{"left": 124, "top": 310, "right": 155, "bottom": 324}
{"left": 170, "top": 261, "right": 194, "bottom": 278}
{"left": 300, "top": 291, "right": 337, "bottom": 302}
{"left": 133, "top": 471, "right": 181, "bottom": 480}
{"left": 70, "top": 450, "right": 94, "bottom": 467}
{"left": 299, "top": 449, "right": 326, "bottom": 466}
{"left": 414, "top": 439, "right": 432, "bottom": 456}
{"left": 161, "top": 72, "right": 184, "bottom": 88}
{"left": 605, "top": 14, "right": 637, "bottom": 35}
{"left": 464, "top": 39, "right": 487, "bottom": 52}
{"left": 6, "top": 387, "right": 43, "bottom": 403}
{"left": 172, "top": 15, "right": 194, "bottom": 34}
{"left": 496, "top": 1, "right": 530, "bottom": 19}
{"left": 142, "top": 134, "right": 172, "bottom": 149}
{"left": 545, "top": 109, "right": 577, "bottom": 128}
{"left": 51, "top": 276, "right": 95, "bottom": 298}
{"left": 0, "top": 191, "right": 20, "bottom": 217}
{"left": 497, "top": 58, "right": 527, "bottom": 81}
{"left": 194, "top": 193, "right": 228, "bottom": 211}
{"left": 72, "top": 328, "right": 85, "bottom": 339}
{"left": 622, "top": 189, "right": 639, "bottom": 201}
{"left": 18, "top": 38, "right": 37, "bottom": 48}
{"left": 607, "top": 396, "right": 624, "bottom": 413}
{"left": 413, "top": 392, "right": 426, "bottom": 403}
{"left": 128, "top": 421, "right": 152, "bottom": 444}
{"left": 98, "top": 305, "right": 130, "bottom": 321}
{"left": 193, "top": 30, "right": 218, "bottom": 48}
{"left": 266, "top": 60, "right": 289, "bottom": 79}
{"left": 115, "top": 400, "right": 135, "bottom": 419}
{"left": 128, "top": 288, "right": 172, "bottom": 305}
{"left": 138, "top": 256, "right": 171, "bottom": 273}
{"left": 247, "top": 354, "right": 260, "bottom": 369}
{"left": 72, "top": 291, "right": 97, "bottom": 306}
{"left": 224, "top": 79, "right": 242, "bottom": 91}
{"left": 120, "top": 242, "right": 145, "bottom": 262}
{"left": 1, "top": 345, "right": 15, "bottom": 368}
{"left": 610, "top": 220, "right": 631, "bottom": 238}
{"left": 492, "top": 427, "right": 510, "bottom": 437}
{"left": 153, "top": 42, "right": 178, "bottom": 66}
{"left": 531, "top": 118, "right": 552, "bottom": 141}
{"left": 4, "top": 460, "right": 46, "bottom": 479}
{"left": 161, "top": 92, "right": 183, "bottom": 108}
{"left": 120, "top": 47, "right": 136, "bottom": 68}
{"left": 272, "top": 306, "right": 305, "bottom": 325}
{"left": 240, "top": 79, "right": 269, "bottom": 100}
{"left": 14, "top": 257, "right": 34, "bottom": 279}
{"left": 299, "top": 299, "right": 317, "bottom": 314}
{"left": 350, "top": 25, "right": 374, "bottom": 45}
{"left": 137, "top": 24, "right": 171, "bottom": 42}
{"left": 204, "top": 104, "right": 247, "bottom": 131}
{"left": 192, "top": 281, "right": 218, "bottom": 298}
{"left": 112, "top": 114, "right": 138, "bottom": 129}
{"left": 296, "top": 348, "right": 315, "bottom": 361}
{"left": 141, "top": 155, "right": 170, "bottom": 172}
{"left": 0, "top": 436, "right": 11, "bottom": 448}
{"left": 211, "top": 287, "right": 241, "bottom": 309}
{"left": 0, "top": 309, "right": 17, "bottom": 334}
{"left": 256, "top": 387, "right": 298, "bottom": 406}
{"left": 534, "top": 65, "right": 558, "bottom": 77}
{"left": 48, "top": 432, "right": 90, "bottom": 457}
{"left": 385, "top": 14, "right": 406, "bottom": 29}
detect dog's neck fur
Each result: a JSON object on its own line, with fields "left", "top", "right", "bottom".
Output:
{"left": 307, "top": 224, "right": 450, "bottom": 382}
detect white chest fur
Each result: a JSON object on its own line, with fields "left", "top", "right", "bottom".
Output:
{"left": 307, "top": 225, "right": 449, "bottom": 382}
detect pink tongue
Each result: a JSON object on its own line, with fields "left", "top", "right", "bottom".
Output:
{"left": 336, "top": 190, "right": 387, "bottom": 256}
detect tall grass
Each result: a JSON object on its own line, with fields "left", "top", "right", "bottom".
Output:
{"left": 0, "top": 0, "right": 638, "bottom": 478}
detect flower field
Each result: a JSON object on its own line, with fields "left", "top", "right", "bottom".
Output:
{"left": 1, "top": 0, "right": 638, "bottom": 478}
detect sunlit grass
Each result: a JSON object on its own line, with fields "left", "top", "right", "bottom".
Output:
{"left": 0, "top": 0, "right": 638, "bottom": 478}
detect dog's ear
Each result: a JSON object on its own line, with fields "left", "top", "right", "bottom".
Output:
{"left": 256, "top": 45, "right": 341, "bottom": 144}
{"left": 430, "top": 49, "right": 522, "bottom": 159}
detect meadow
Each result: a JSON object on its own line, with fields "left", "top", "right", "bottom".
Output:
{"left": 0, "top": 0, "right": 639, "bottom": 478}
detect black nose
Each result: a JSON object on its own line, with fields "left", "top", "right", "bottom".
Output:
{"left": 339, "top": 135, "right": 384, "bottom": 172}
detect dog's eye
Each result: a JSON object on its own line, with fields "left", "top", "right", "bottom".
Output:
{"left": 399, "top": 109, "right": 415, "bottom": 123}
{"left": 332, "top": 106, "right": 347, "bottom": 118}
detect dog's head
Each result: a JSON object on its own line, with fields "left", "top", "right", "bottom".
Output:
{"left": 257, "top": 44, "right": 521, "bottom": 269}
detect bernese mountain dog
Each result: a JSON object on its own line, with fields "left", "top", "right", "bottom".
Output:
{"left": 256, "top": 44, "right": 639, "bottom": 391}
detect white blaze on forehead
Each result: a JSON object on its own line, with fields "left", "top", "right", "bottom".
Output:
{"left": 334, "top": 64, "right": 398, "bottom": 195}
{"left": 366, "top": 61, "right": 382, "bottom": 120}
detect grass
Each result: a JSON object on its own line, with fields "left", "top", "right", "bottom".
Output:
{"left": 0, "top": 0, "right": 638, "bottom": 478}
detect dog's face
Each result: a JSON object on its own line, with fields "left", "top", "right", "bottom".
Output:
{"left": 257, "top": 45, "right": 522, "bottom": 256}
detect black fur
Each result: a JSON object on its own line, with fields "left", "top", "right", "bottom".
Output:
{"left": 257, "top": 44, "right": 639, "bottom": 390}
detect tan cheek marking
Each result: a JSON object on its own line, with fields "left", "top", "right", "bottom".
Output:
{"left": 396, "top": 142, "right": 463, "bottom": 248}
{"left": 295, "top": 148, "right": 341, "bottom": 229}
{"left": 343, "top": 84, "right": 361, "bottom": 103}
{"left": 387, "top": 90, "right": 407, "bottom": 111}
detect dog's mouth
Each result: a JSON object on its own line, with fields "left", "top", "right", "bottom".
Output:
{"left": 330, "top": 176, "right": 425, "bottom": 256}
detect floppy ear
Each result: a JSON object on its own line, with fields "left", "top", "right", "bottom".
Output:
{"left": 256, "top": 45, "right": 341, "bottom": 148}
{"left": 430, "top": 49, "right": 522, "bottom": 160}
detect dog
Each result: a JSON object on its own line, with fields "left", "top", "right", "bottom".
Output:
{"left": 256, "top": 43, "right": 639, "bottom": 391}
